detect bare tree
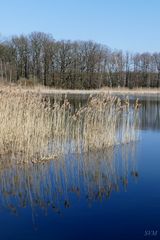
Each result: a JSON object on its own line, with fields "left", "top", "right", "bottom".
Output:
{"left": 0, "top": 32, "right": 160, "bottom": 89}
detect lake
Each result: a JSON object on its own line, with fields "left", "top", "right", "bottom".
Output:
{"left": 0, "top": 94, "right": 160, "bottom": 240}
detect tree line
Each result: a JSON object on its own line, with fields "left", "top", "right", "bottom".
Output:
{"left": 0, "top": 32, "right": 160, "bottom": 89}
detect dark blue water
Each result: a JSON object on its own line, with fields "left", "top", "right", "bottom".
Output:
{"left": 0, "top": 96, "right": 160, "bottom": 240}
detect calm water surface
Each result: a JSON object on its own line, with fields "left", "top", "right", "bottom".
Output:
{"left": 0, "top": 95, "right": 160, "bottom": 240}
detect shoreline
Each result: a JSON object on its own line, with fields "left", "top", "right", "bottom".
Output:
{"left": 1, "top": 85, "right": 160, "bottom": 96}
{"left": 33, "top": 87, "right": 160, "bottom": 97}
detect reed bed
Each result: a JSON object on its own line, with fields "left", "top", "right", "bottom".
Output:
{"left": 0, "top": 88, "right": 53, "bottom": 163}
{"left": 52, "top": 95, "right": 140, "bottom": 153}
{"left": 0, "top": 88, "right": 140, "bottom": 164}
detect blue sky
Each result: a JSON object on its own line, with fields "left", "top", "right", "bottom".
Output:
{"left": 0, "top": 0, "right": 160, "bottom": 52}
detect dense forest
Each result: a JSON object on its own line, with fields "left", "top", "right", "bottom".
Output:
{"left": 0, "top": 32, "right": 160, "bottom": 89}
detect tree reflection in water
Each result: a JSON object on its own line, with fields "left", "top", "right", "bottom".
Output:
{"left": 140, "top": 97, "right": 160, "bottom": 130}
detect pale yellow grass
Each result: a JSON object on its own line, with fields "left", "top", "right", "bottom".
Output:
{"left": 24, "top": 85, "right": 160, "bottom": 96}
{"left": 0, "top": 86, "right": 140, "bottom": 165}
{"left": 0, "top": 88, "right": 53, "bottom": 164}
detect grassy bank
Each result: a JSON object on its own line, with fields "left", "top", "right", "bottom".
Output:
{"left": 23, "top": 86, "right": 160, "bottom": 96}
{"left": 1, "top": 82, "right": 160, "bottom": 95}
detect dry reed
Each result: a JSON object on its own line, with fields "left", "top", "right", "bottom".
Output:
{"left": 0, "top": 87, "right": 140, "bottom": 164}
{"left": 0, "top": 88, "right": 53, "bottom": 163}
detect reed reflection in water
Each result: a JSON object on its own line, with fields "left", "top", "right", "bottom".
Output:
{"left": 0, "top": 143, "right": 138, "bottom": 218}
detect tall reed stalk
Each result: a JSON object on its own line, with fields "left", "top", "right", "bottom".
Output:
{"left": 0, "top": 88, "right": 53, "bottom": 163}
{"left": 0, "top": 87, "right": 140, "bottom": 164}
